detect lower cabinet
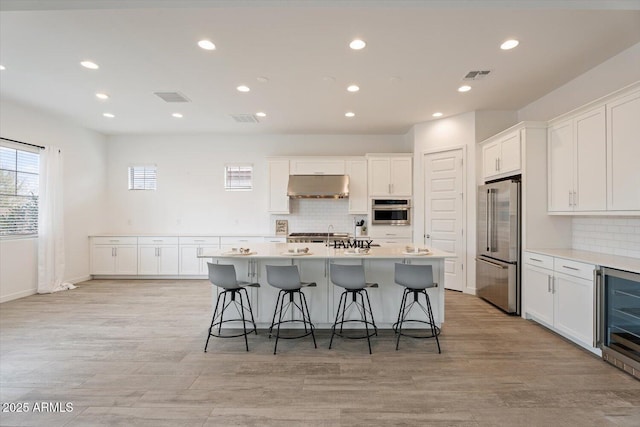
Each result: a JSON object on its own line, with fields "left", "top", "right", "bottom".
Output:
{"left": 137, "top": 237, "right": 179, "bottom": 275}
{"left": 522, "top": 252, "right": 596, "bottom": 353}
{"left": 179, "top": 237, "right": 220, "bottom": 276}
{"left": 90, "top": 237, "right": 138, "bottom": 275}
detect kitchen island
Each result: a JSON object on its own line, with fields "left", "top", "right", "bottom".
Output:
{"left": 200, "top": 243, "right": 455, "bottom": 328}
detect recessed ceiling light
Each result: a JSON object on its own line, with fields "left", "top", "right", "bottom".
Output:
{"left": 236, "top": 85, "right": 250, "bottom": 93}
{"left": 345, "top": 112, "right": 355, "bottom": 118}
{"left": 80, "top": 61, "right": 99, "bottom": 69}
{"left": 95, "top": 92, "right": 109, "bottom": 100}
{"left": 103, "top": 113, "right": 115, "bottom": 118}
{"left": 500, "top": 39, "right": 520, "bottom": 50}
{"left": 347, "top": 85, "right": 360, "bottom": 93}
{"left": 458, "top": 85, "right": 472, "bottom": 92}
{"left": 172, "top": 113, "right": 183, "bottom": 118}
{"left": 349, "top": 39, "right": 366, "bottom": 50}
{"left": 256, "top": 112, "right": 267, "bottom": 118}
{"left": 0, "top": 65, "right": 5, "bottom": 71}
{"left": 198, "top": 40, "right": 216, "bottom": 50}
{"left": 432, "top": 112, "right": 443, "bottom": 117}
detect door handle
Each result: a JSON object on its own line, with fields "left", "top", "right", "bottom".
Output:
{"left": 594, "top": 269, "right": 602, "bottom": 348}
{"left": 573, "top": 191, "right": 577, "bottom": 207}
{"left": 475, "top": 257, "right": 508, "bottom": 269}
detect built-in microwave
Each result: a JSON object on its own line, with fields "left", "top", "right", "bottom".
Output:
{"left": 371, "top": 199, "right": 411, "bottom": 226}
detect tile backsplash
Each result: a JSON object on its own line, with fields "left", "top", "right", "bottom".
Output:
{"left": 572, "top": 217, "right": 640, "bottom": 259}
{"left": 271, "top": 199, "right": 365, "bottom": 234}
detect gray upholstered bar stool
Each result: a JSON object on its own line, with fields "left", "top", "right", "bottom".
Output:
{"left": 204, "top": 263, "right": 259, "bottom": 352}
{"left": 329, "top": 263, "right": 378, "bottom": 354}
{"left": 393, "top": 263, "right": 441, "bottom": 353}
{"left": 265, "top": 265, "right": 317, "bottom": 355}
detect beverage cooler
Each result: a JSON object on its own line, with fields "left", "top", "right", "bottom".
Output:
{"left": 599, "top": 267, "right": 640, "bottom": 379}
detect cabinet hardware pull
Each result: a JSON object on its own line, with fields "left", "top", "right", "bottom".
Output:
{"left": 573, "top": 191, "right": 577, "bottom": 207}
{"left": 548, "top": 275, "right": 551, "bottom": 292}
{"left": 195, "top": 239, "right": 205, "bottom": 242}
{"left": 562, "top": 265, "right": 579, "bottom": 271}
{"left": 475, "top": 257, "right": 508, "bottom": 269}
{"left": 109, "top": 240, "right": 119, "bottom": 243}
{"left": 568, "top": 191, "right": 572, "bottom": 207}
{"left": 594, "top": 269, "right": 602, "bottom": 348}
{"left": 530, "top": 258, "right": 543, "bottom": 262}
{"left": 497, "top": 158, "right": 500, "bottom": 171}
{"left": 152, "top": 240, "right": 162, "bottom": 242}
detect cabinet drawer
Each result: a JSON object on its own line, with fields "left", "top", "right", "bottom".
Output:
{"left": 92, "top": 236, "right": 137, "bottom": 245}
{"left": 138, "top": 236, "right": 179, "bottom": 245}
{"left": 523, "top": 252, "right": 554, "bottom": 269}
{"left": 220, "top": 236, "right": 264, "bottom": 245}
{"left": 178, "top": 237, "right": 220, "bottom": 245}
{"left": 554, "top": 258, "right": 595, "bottom": 281}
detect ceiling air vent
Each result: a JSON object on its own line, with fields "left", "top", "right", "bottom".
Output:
{"left": 230, "top": 114, "right": 259, "bottom": 123}
{"left": 153, "top": 92, "right": 191, "bottom": 102}
{"left": 463, "top": 70, "right": 491, "bottom": 81}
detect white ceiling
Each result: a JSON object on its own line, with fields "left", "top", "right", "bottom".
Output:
{"left": 1, "top": 1, "right": 639, "bottom": 135}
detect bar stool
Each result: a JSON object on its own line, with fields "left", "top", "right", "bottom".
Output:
{"left": 265, "top": 265, "right": 317, "bottom": 355}
{"left": 329, "top": 263, "right": 378, "bottom": 354}
{"left": 393, "top": 263, "right": 441, "bottom": 353}
{"left": 204, "top": 263, "right": 259, "bottom": 352}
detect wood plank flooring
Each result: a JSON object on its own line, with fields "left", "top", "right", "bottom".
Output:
{"left": 1, "top": 279, "right": 639, "bottom": 426}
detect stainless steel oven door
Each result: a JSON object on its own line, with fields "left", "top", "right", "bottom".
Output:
{"left": 371, "top": 207, "right": 410, "bottom": 225}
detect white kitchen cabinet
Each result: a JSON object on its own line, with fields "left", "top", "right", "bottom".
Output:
{"left": 290, "top": 158, "right": 345, "bottom": 175}
{"left": 268, "top": 159, "right": 290, "bottom": 214}
{"left": 607, "top": 89, "right": 640, "bottom": 211}
{"left": 548, "top": 106, "right": 606, "bottom": 213}
{"left": 482, "top": 130, "right": 521, "bottom": 180}
{"left": 367, "top": 155, "right": 412, "bottom": 197}
{"left": 179, "top": 237, "right": 220, "bottom": 276}
{"left": 345, "top": 159, "right": 368, "bottom": 214}
{"left": 522, "top": 251, "right": 596, "bottom": 353}
{"left": 138, "top": 237, "right": 179, "bottom": 275}
{"left": 90, "top": 237, "right": 138, "bottom": 275}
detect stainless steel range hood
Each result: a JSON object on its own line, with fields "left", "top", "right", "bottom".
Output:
{"left": 287, "top": 175, "right": 349, "bottom": 199}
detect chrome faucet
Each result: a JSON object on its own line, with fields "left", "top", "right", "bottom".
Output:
{"left": 327, "top": 224, "right": 334, "bottom": 246}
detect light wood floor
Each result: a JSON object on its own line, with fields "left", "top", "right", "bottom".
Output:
{"left": 1, "top": 279, "right": 639, "bottom": 426}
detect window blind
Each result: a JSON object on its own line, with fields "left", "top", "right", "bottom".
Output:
{"left": 0, "top": 144, "right": 40, "bottom": 236}
{"left": 128, "top": 166, "right": 157, "bottom": 190}
{"left": 225, "top": 165, "right": 253, "bottom": 191}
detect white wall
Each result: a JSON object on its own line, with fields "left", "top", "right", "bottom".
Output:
{"left": 0, "top": 99, "right": 108, "bottom": 302}
{"left": 518, "top": 42, "right": 640, "bottom": 122}
{"left": 104, "top": 134, "right": 408, "bottom": 235}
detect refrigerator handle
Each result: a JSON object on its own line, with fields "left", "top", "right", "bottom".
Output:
{"left": 486, "top": 189, "right": 492, "bottom": 252}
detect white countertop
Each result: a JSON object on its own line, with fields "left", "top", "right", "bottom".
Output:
{"left": 200, "top": 242, "right": 455, "bottom": 259}
{"left": 526, "top": 248, "right": 640, "bottom": 273}
{"left": 89, "top": 233, "right": 285, "bottom": 238}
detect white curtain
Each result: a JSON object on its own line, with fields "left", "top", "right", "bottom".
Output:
{"left": 38, "top": 146, "right": 75, "bottom": 294}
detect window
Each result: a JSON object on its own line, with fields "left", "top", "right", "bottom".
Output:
{"left": 0, "top": 143, "right": 40, "bottom": 237}
{"left": 225, "top": 165, "right": 253, "bottom": 191}
{"left": 128, "top": 166, "right": 157, "bottom": 190}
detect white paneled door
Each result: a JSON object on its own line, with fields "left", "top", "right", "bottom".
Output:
{"left": 424, "top": 149, "right": 464, "bottom": 291}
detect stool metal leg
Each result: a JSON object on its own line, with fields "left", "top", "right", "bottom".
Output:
{"left": 425, "top": 291, "right": 441, "bottom": 354}
{"left": 204, "top": 290, "right": 224, "bottom": 352}
{"left": 329, "top": 291, "right": 346, "bottom": 350}
{"left": 363, "top": 289, "right": 378, "bottom": 335}
{"left": 360, "top": 290, "right": 372, "bottom": 354}
{"left": 273, "top": 290, "right": 288, "bottom": 355}
{"left": 237, "top": 290, "right": 249, "bottom": 352}
{"left": 240, "top": 287, "right": 258, "bottom": 335}
{"left": 396, "top": 289, "right": 409, "bottom": 350}
{"left": 300, "top": 290, "right": 317, "bottom": 349}
{"left": 218, "top": 291, "right": 228, "bottom": 335}
{"left": 269, "top": 290, "right": 283, "bottom": 338}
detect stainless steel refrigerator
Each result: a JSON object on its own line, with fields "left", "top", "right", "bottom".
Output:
{"left": 476, "top": 179, "right": 521, "bottom": 314}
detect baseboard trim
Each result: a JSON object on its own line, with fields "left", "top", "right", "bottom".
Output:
{"left": 0, "top": 288, "right": 37, "bottom": 303}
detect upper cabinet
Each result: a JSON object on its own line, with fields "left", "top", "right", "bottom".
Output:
{"left": 268, "top": 159, "right": 290, "bottom": 214}
{"left": 548, "top": 106, "right": 607, "bottom": 213}
{"left": 345, "top": 159, "right": 368, "bottom": 214}
{"left": 607, "top": 89, "right": 640, "bottom": 211}
{"left": 547, "top": 84, "right": 639, "bottom": 215}
{"left": 290, "top": 158, "right": 345, "bottom": 175}
{"left": 482, "top": 130, "right": 521, "bottom": 180}
{"left": 368, "top": 155, "right": 412, "bottom": 197}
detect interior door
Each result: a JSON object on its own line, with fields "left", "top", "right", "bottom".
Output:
{"left": 424, "top": 149, "right": 464, "bottom": 291}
